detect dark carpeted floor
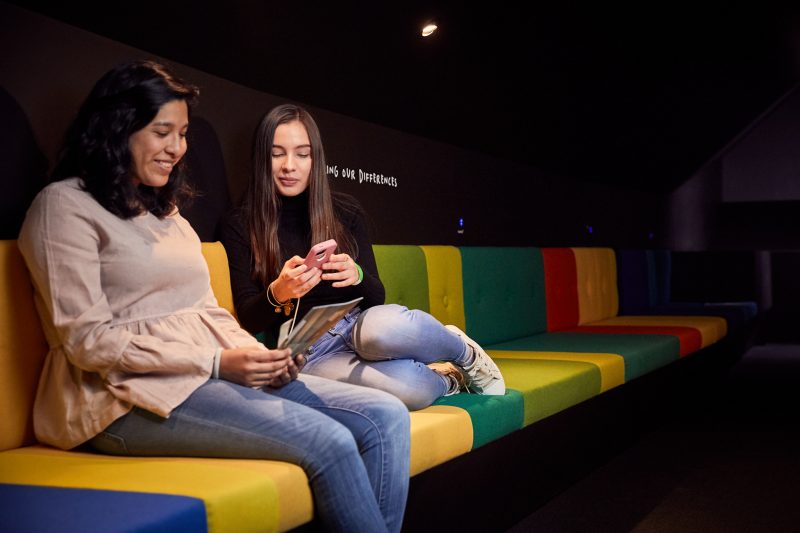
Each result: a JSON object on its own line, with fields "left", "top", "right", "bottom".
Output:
{"left": 506, "top": 344, "right": 800, "bottom": 533}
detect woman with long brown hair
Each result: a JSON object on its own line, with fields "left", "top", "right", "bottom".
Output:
{"left": 221, "top": 104, "right": 505, "bottom": 411}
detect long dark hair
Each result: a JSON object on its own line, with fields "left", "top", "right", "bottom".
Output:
{"left": 52, "top": 60, "right": 199, "bottom": 218}
{"left": 244, "top": 104, "right": 356, "bottom": 284}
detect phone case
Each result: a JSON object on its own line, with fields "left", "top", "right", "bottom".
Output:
{"left": 303, "top": 239, "right": 337, "bottom": 269}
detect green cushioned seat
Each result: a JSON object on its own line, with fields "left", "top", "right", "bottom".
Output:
{"left": 494, "top": 358, "right": 602, "bottom": 426}
{"left": 373, "top": 245, "right": 430, "bottom": 312}
{"left": 434, "top": 391, "right": 524, "bottom": 449}
{"left": 460, "top": 247, "right": 547, "bottom": 345}
{"left": 487, "top": 333, "right": 680, "bottom": 381}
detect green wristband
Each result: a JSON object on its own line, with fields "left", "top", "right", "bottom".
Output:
{"left": 354, "top": 263, "right": 364, "bottom": 286}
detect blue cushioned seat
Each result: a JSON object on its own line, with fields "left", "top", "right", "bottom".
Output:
{"left": 0, "top": 483, "right": 207, "bottom": 533}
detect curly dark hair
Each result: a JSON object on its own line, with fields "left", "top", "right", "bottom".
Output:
{"left": 52, "top": 60, "right": 200, "bottom": 218}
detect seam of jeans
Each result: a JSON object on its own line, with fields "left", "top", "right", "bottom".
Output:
{"left": 330, "top": 330, "right": 356, "bottom": 352}
{"left": 172, "top": 411, "right": 321, "bottom": 464}
{"left": 298, "top": 402, "right": 406, "bottom": 511}
{"left": 94, "top": 430, "right": 131, "bottom": 455}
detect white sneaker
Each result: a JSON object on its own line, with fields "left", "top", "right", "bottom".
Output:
{"left": 445, "top": 325, "right": 506, "bottom": 395}
{"left": 427, "top": 361, "right": 467, "bottom": 396}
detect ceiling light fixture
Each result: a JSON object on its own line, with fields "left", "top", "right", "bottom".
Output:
{"left": 421, "top": 23, "right": 438, "bottom": 37}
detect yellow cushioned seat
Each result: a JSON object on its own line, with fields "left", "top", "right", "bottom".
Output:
{"left": 409, "top": 406, "right": 473, "bottom": 475}
{"left": 1, "top": 240, "right": 314, "bottom": 532}
{"left": 586, "top": 315, "right": 727, "bottom": 347}
{"left": 572, "top": 247, "right": 619, "bottom": 324}
{"left": 202, "top": 241, "right": 236, "bottom": 316}
{"left": 420, "top": 245, "right": 467, "bottom": 331}
{"left": 491, "top": 357, "right": 601, "bottom": 426}
{"left": 489, "top": 350, "right": 625, "bottom": 393}
{"left": 0, "top": 446, "right": 312, "bottom": 533}
{"left": 570, "top": 246, "right": 726, "bottom": 348}
{"left": 0, "top": 240, "right": 48, "bottom": 451}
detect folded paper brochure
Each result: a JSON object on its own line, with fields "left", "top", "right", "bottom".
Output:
{"left": 277, "top": 297, "right": 363, "bottom": 356}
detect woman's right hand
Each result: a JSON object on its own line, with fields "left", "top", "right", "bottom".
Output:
{"left": 270, "top": 256, "right": 322, "bottom": 302}
{"left": 218, "top": 345, "right": 292, "bottom": 388}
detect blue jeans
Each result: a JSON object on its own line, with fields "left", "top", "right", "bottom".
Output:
{"left": 88, "top": 375, "right": 410, "bottom": 533}
{"left": 302, "top": 304, "right": 470, "bottom": 410}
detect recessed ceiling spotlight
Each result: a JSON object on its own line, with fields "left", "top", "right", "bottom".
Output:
{"left": 422, "top": 23, "right": 438, "bottom": 37}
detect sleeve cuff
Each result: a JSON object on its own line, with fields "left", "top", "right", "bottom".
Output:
{"left": 211, "top": 347, "right": 223, "bottom": 379}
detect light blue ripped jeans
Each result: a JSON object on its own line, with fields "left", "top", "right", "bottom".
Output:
{"left": 302, "top": 304, "right": 471, "bottom": 410}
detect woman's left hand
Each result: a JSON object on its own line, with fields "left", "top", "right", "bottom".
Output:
{"left": 264, "top": 353, "right": 306, "bottom": 388}
{"left": 321, "top": 253, "right": 359, "bottom": 287}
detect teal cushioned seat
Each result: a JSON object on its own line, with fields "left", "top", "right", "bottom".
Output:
{"left": 434, "top": 391, "right": 524, "bottom": 449}
{"left": 487, "top": 333, "right": 680, "bottom": 381}
{"left": 460, "top": 247, "right": 547, "bottom": 345}
{"left": 373, "top": 245, "right": 430, "bottom": 312}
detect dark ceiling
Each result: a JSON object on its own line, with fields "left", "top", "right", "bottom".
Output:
{"left": 15, "top": 1, "right": 800, "bottom": 192}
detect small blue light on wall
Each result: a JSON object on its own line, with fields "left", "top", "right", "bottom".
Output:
{"left": 586, "top": 225, "right": 594, "bottom": 234}
{"left": 458, "top": 217, "right": 465, "bottom": 235}
{"left": 648, "top": 232, "right": 654, "bottom": 240}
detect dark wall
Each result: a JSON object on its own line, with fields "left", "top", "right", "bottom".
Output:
{"left": 0, "top": 86, "right": 48, "bottom": 239}
{"left": 0, "top": 3, "right": 664, "bottom": 248}
{"left": 721, "top": 86, "right": 800, "bottom": 203}
{"left": 667, "top": 85, "right": 800, "bottom": 252}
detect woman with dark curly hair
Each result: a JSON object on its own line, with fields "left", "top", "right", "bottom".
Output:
{"left": 18, "top": 60, "right": 410, "bottom": 533}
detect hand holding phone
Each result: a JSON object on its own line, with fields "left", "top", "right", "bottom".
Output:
{"left": 303, "top": 239, "right": 337, "bottom": 270}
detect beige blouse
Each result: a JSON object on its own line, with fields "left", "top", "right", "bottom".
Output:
{"left": 18, "top": 178, "right": 259, "bottom": 449}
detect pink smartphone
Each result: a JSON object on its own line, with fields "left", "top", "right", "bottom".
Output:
{"left": 303, "top": 239, "right": 337, "bottom": 270}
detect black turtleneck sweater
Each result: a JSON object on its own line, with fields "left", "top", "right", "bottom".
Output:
{"left": 219, "top": 191, "right": 385, "bottom": 343}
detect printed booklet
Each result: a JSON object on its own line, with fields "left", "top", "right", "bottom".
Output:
{"left": 277, "top": 297, "right": 363, "bottom": 356}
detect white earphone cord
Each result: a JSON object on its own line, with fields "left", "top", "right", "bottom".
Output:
{"left": 288, "top": 297, "right": 301, "bottom": 337}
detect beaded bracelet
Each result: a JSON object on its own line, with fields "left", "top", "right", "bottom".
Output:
{"left": 267, "top": 281, "right": 295, "bottom": 316}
